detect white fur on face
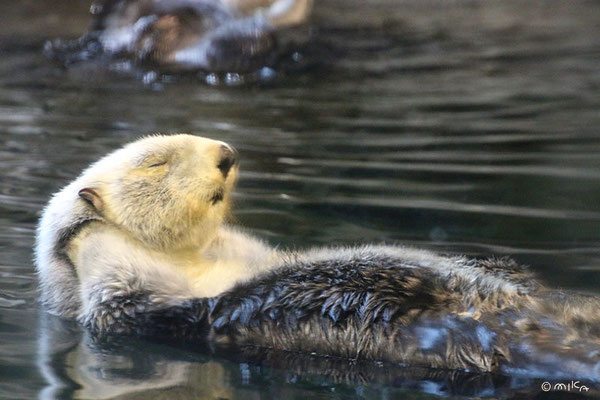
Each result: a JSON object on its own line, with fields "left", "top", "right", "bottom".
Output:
{"left": 88, "top": 134, "right": 235, "bottom": 250}
{"left": 35, "top": 134, "right": 240, "bottom": 316}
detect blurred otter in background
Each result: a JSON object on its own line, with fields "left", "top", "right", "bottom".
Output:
{"left": 44, "top": 0, "right": 313, "bottom": 73}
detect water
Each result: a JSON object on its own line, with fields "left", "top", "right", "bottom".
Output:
{"left": 1, "top": 0, "right": 600, "bottom": 398}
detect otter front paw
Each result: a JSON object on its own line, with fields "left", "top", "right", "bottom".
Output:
{"left": 82, "top": 293, "right": 151, "bottom": 335}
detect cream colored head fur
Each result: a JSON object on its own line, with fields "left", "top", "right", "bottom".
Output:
{"left": 35, "top": 134, "right": 240, "bottom": 317}
{"left": 88, "top": 134, "right": 236, "bottom": 251}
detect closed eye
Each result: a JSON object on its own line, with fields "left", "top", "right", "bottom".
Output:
{"left": 148, "top": 161, "right": 167, "bottom": 168}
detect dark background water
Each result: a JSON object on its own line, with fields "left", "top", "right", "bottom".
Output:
{"left": 1, "top": 0, "right": 600, "bottom": 398}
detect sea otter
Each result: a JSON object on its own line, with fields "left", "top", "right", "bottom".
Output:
{"left": 44, "top": 0, "right": 313, "bottom": 73}
{"left": 35, "top": 134, "right": 600, "bottom": 382}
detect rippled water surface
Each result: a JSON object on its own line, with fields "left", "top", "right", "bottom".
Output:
{"left": 2, "top": 0, "right": 600, "bottom": 398}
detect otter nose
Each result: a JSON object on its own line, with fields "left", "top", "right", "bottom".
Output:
{"left": 217, "top": 144, "right": 237, "bottom": 178}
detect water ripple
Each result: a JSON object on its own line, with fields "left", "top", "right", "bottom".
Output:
{"left": 1, "top": 0, "right": 600, "bottom": 398}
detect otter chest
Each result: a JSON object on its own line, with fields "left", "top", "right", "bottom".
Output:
{"left": 176, "top": 257, "right": 251, "bottom": 298}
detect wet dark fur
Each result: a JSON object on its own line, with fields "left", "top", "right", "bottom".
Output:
{"left": 83, "top": 250, "right": 600, "bottom": 380}
{"left": 42, "top": 315, "right": 598, "bottom": 400}
{"left": 44, "top": 0, "right": 278, "bottom": 73}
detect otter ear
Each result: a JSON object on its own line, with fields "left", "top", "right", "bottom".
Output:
{"left": 78, "top": 188, "right": 104, "bottom": 212}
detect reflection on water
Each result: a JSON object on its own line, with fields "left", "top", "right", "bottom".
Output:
{"left": 40, "top": 314, "right": 590, "bottom": 400}
{"left": 1, "top": 0, "right": 600, "bottom": 398}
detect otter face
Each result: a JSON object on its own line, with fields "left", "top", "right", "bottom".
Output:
{"left": 79, "top": 134, "right": 237, "bottom": 250}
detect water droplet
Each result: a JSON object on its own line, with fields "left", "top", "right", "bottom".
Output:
{"left": 292, "top": 52, "right": 303, "bottom": 62}
{"left": 205, "top": 73, "right": 219, "bottom": 86}
{"left": 142, "top": 71, "right": 158, "bottom": 85}
{"left": 259, "top": 67, "right": 276, "bottom": 81}
{"left": 225, "top": 73, "right": 243, "bottom": 86}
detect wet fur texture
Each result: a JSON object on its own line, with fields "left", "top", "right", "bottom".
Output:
{"left": 36, "top": 135, "right": 600, "bottom": 381}
{"left": 83, "top": 246, "right": 600, "bottom": 381}
{"left": 44, "top": 0, "right": 312, "bottom": 72}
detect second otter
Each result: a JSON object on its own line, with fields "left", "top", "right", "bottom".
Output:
{"left": 36, "top": 134, "right": 600, "bottom": 381}
{"left": 45, "top": 0, "right": 313, "bottom": 73}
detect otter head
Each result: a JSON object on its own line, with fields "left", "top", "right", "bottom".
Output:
{"left": 78, "top": 134, "right": 237, "bottom": 251}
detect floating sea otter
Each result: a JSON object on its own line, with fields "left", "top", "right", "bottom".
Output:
{"left": 45, "top": 0, "right": 313, "bottom": 73}
{"left": 35, "top": 134, "right": 600, "bottom": 382}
